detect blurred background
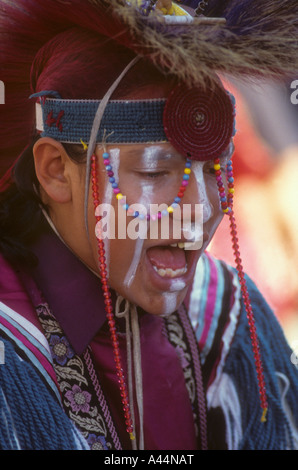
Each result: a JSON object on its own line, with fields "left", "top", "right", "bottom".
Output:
{"left": 208, "top": 76, "right": 298, "bottom": 351}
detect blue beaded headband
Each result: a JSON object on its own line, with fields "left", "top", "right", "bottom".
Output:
{"left": 33, "top": 96, "right": 168, "bottom": 144}
{"left": 32, "top": 83, "right": 236, "bottom": 163}
{"left": 31, "top": 85, "right": 235, "bottom": 165}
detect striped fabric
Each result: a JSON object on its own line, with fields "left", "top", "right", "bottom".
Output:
{"left": 188, "top": 252, "right": 241, "bottom": 389}
{"left": 0, "top": 301, "right": 90, "bottom": 449}
{"left": 0, "top": 301, "right": 61, "bottom": 403}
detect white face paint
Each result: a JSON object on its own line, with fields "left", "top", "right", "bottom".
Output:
{"left": 191, "top": 161, "right": 214, "bottom": 223}
{"left": 102, "top": 147, "right": 120, "bottom": 278}
{"left": 168, "top": 278, "right": 187, "bottom": 292}
{"left": 137, "top": 146, "right": 161, "bottom": 211}
{"left": 161, "top": 292, "right": 180, "bottom": 316}
{"left": 123, "top": 236, "right": 145, "bottom": 289}
{"left": 123, "top": 146, "right": 159, "bottom": 289}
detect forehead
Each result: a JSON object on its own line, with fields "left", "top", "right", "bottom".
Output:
{"left": 107, "top": 143, "right": 183, "bottom": 164}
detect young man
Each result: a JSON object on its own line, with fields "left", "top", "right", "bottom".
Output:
{"left": 0, "top": 0, "right": 297, "bottom": 450}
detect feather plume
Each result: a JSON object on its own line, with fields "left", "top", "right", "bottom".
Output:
{"left": 89, "top": 0, "right": 298, "bottom": 86}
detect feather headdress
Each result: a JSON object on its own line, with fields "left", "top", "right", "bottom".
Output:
{"left": 0, "top": 0, "right": 297, "bottom": 177}
{"left": 101, "top": 0, "right": 298, "bottom": 85}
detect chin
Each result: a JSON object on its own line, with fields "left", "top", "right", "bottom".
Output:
{"left": 128, "top": 288, "right": 187, "bottom": 317}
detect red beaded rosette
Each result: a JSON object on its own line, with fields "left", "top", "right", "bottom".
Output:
{"left": 163, "top": 82, "right": 235, "bottom": 161}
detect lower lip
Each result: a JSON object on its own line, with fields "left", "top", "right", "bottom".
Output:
{"left": 145, "top": 244, "right": 203, "bottom": 292}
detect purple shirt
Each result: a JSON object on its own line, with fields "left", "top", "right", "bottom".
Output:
{"left": 29, "top": 223, "right": 198, "bottom": 450}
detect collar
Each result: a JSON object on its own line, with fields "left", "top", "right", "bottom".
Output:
{"left": 29, "top": 218, "right": 106, "bottom": 355}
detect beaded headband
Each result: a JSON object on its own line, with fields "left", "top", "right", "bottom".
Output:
{"left": 31, "top": 82, "right": 236, "bottom": 162}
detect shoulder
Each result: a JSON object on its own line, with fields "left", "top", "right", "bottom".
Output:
{"left": 188, "top": 252, "right": 298, "bottom": 449}
{"left": 224, "top": 271, "right": 298, "bottom": 449}
{"left": 0, "top": 276, "right": 88, "bottom": 449}
{"left": 188, "top": 252, "right": 241, "bottom": 376}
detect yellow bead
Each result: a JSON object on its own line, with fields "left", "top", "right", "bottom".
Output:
{"left": 167, "top": 206, "right": 174, "bottom": 213}
{"left": 228, "top": 188, "right": 235, "bottom": 194}
{"left": 116, "top": 193, "right": 123, "bottom": 200}
{"left": 80, "top": 139, "right": 88, "bottom": 151}
{"left": 184, "top": 168, "right": 191, "bottom": 175}
{"left": 222, "top": 208, "right": 229, "bottom": 213}
{"left": 261, "top": 408, "right": 268, "bottom": 423}
{"left": 129, "top": 432, "right": 136, "bottom": 441}
{"left": 214, "top": 163, "right": 221, "bottom": 171}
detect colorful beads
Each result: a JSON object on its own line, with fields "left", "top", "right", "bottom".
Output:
{"left": 214, "top": 157, "right": 234, "bottom": 214}
{"left": 213, "top": 154, "right": 268, "bottom": 420}
{"left": 102, "top": 149, "right": 192, "bottom": 219}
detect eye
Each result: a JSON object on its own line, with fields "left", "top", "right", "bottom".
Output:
{"left": 137, "top": 170, "right": 168, "bottom": 179}
{"left": 204, "top": 157, "right": 230, "bottom": 176}
{"left": 203, "top": 162, "right": 217, "bottom": 176}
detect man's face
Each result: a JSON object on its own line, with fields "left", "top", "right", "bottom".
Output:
{"left": 85, "top": 142, "right": 225, "bottom": 316}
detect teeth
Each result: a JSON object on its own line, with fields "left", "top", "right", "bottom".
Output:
{"left": 169, "top": 242, "right": 199, "bottom": 250}
{"left": 153, "top": 265, "right": 187, "bottom": 278}
{"left": 184, "top": 241, "right": 201, "bottom": 250}
{"left": 169, "top": 242, "right": 186, "bottom": 249}
{"left": 170, "top": 241, "right": 201, "bottom": 251}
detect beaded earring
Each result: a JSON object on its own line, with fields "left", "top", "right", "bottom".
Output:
{"left": 214, "top": 156, "right": 268, "bottom": 422}
{"left": 214, "top": 157, "right": 234, "bottom": 214}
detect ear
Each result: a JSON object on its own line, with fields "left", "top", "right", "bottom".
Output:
{"left": 33, "top": 137, "right": 72, "bottom": 204}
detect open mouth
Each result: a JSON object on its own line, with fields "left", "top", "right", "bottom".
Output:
{"left": 145, "top": 240, "right": 202, "bottom": 290}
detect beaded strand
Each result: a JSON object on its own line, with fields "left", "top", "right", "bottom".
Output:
{"left": 91, "top": 154, "right": 136, "bottom": 442}
{"left": 214, "top": 157, "right": 234, "bottom": 213}
{"left": 214, "top": 157, "right": 268, "bottom": 422}
{"left": 102, "top": 149, "right": 192, "bottom": 219}
{"left": 229, "top": 210, "right": 268, "bottom": 422}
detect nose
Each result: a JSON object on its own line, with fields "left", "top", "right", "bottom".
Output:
{"left": 170, "top": 160, "right": 214, "bottom": 247}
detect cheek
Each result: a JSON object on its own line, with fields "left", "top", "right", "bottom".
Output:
{"left": 109, "top": 237, "right": 143, "bottom": 290}
{"left": 88, "top": 172, "right": 147, "bottom": 290}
